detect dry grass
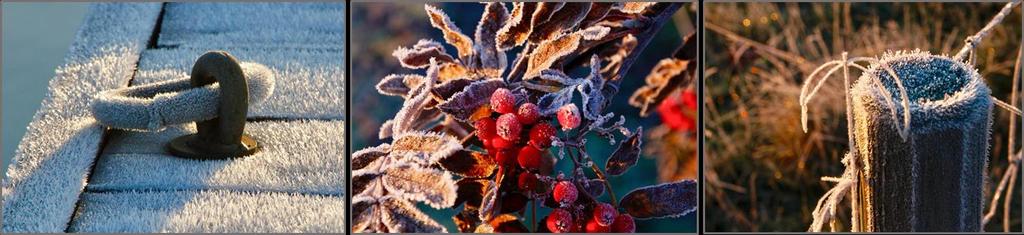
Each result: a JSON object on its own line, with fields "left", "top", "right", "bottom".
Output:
{"left": 704, "top": 2, "right": 1022, "bottom": 232}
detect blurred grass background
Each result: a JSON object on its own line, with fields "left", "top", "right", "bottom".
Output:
{"left": 351, "top": 2, "right": 697, "bottom": 232}
{"left": 704, "top": 2, "right": 1022, "bottom": 232}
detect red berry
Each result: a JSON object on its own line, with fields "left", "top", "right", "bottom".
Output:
{"left": 496, "top": 113, "right": 522, "bottom": 141}
{"left": 552, "top": 181, "right": 577, "bottom": 206}
{"left": 585, "top": 218, "right": 611, "bottom": 233}
{"left": 546, "top": 208, "right": 574, "bottom": 233}
{"left": 517, "top": 172, "right": 540, "bottom": 192}
{"left": 610, "top": 214, "right": 635, "bottom": 233}
{"left": 593, "top": 202, "right": 618, "bottom": 226}
{"left": 517, "top": 145, "right": 542, "bottom": 170}
{"left": 528, "top": 122, "right": 556, "bottom": 149}
{"left": 516, "top": 102, "right": 541, "bottom": 125}
{"left": 494, "top": 149, "right": 518, "bottom": 166}
{"left": 474, "top": 118, "right": 497, "bottom": 139}
{"left": 491, "top": 136, "right": 514, "bottom": 149}
{"left": 557, "top": 104, "right": 581, "bottom": 131}
{"left": 490, "top": 88, "right": 516, "bottom": 114}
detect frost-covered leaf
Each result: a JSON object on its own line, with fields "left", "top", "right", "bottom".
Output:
{"left": 352, "top": 170, "right": 381, "bottom": 197}
{"left": 620, "top": 2, "right": 657, "bottom": 14}
{"left": 601, "top": 34, "right": 638, "bottom": 80}
{"left": 605, "top": 126, "right": 643, "bottom": 175}
{"left": 438, "top": 63, "right": 471, "bottom": 81}
{"left": 629, "top": 32, "right": 696, "bottom": 117}
{"left": 620, "top": 179, "right": 698, "bottom": 219}
{"left": 478, "top": 179, "right": 501, "bottom": 222}
{"left": 496, "top": 2, "right": 537, "bottom": 50}
{"left": 537, "top": 85, "right": 576, "bottom": 116}
{"left": 438, "top": 78, "right": 506, "bottom": 121}
{"left": 352, "top": 144, "right": 390, "bottom": 171}
{"left": 581, "top": 179, "right": 606, "bottom": 197}
{"left": 376, "top": 74, "right": 427, "bottom": 97}
{"left": 525, "top": 31, "right": 582, "bottom": 79}
{"left": 390, "top": 131, "right": 462, "bottom": 165}
{"left": 382, "top": 164, "right": 458, "bottom": 208}
{"left": 351, "top": 196, "right": 382, "bottom": 232}
{"left": 529, "top": 3, "right": 591, "bottom": 43}
{"left": 530, "top": 2, "right": 564, "bottom": 29}
{"left": 431, "top": 78, "right": 474, "bottom": 103}
{"left": 380, "top": 196, "right": 448, "bottom": 232}
{"left": 579, "top": 55, "right": 609, "bottom": 121}
{"left": 578, "top": 25, "right": 611, "bottom": 41}
{"left": 393, "top": 39, "right": 457, "bottom": 69}
{"left": 438, "top": 150, "right": 497, "bottom": 178}
{"left": 425, "top": 4, "right": 474, "bottom": 58}
{"left": 580, "top": 3, "right": 615, "bottom": 27}
{"left": 470, "top": 2, "right": 508, "bottom": 76}
{"left": 389, "top": 63, "right": 439, "bottom": 136}
{"left": 455, "top": 178, "right": 490, "bottom": 208}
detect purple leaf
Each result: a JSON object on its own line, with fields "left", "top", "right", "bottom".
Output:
{"left": 351, "top": 144, "right": 390, "bottom": 171}
{"left": 437, "top": 79, "right": 506, "bottom": 121}
{"left": 605, "top": 126, "right": 643, "bottom": 175}
{"left": 620, "top": 179, "right": 697, "bottom": 219}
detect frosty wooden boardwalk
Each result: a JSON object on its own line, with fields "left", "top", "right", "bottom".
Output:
{"left": 2, "top": 3, "right": 346, "bottom": 232}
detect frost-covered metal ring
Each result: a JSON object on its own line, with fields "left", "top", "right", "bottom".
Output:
{"left": 90, "top": 61, "right": 275, "bottom": 131}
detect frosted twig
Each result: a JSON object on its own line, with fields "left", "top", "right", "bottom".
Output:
{"left": 953, "top": 0, "right": 1022, "bottom": 62}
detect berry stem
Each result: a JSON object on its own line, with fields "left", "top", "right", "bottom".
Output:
{"left": 585, "top": 150, "right": 618, "bottom": 209}
{"left": 531, "top": 199, "right": 537, "bottom": 232}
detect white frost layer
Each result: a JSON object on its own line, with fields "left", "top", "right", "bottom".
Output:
{"left": 68, "top": 190, "right": 344, "bottom": 233}
{"left": 1, "top": 3, "right": 162, "bottom": 232}
{"left": 88, "top": 120, "right": 344, "bottom": 195}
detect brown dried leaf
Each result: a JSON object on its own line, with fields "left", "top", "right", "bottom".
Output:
{"left": 470, "top": 2, "right": 508, "bottom": 75}
{"left": 454, "top": 178, "right": 490, "bottom": 208}
{"left": 529, "top": 3, "right": 591, "bottom": 44}
{"left": 496, "top": 3, "right": 537, "bottom": 50}
{"left": 382, "top": 164, "right": 458, "bottom": 208}
{"left": 390, "top": 131, "right": 463, "bottom": 165}
{"left": 580, "top": 3, "right": 615, "bottom": 27}
{"left": 425, "top": 4, "right": 474, "bottom": 58}
{"left": 605, "top": 126, "right": 643, "bottom": 175}
{"left": 530, "top": 2, "right": 564, "bottom": 30}
{"left": 380, "top": 196, "right": 448, "bottom": 232}
{"left": 376, "top": 74, "right": 426, "bottom": 97}
{"left": 620, "top": 2, "right": 657, "bottom": 14}
{"left": 525, "top": 32, "right": 581, "bottom": 79}
{"left": 351, "top": 196, "right": 381, "bottom": 232}
{"left": 629, "top": 32, "right": 696, "bottom": 117}
{"left": 351, "top": 171, "right": 380, "bottom": 197}
{"left": 351, "top": 144, "right": 390, "bottom": 171}
{"left": 438, "top": 150, "right": 497, "bottom": 178}
{"left": 438, "top": 63, "right": 471, "bottom": 81}
{"left": 393, "top": 39, "right": 457, "bottom": 69}
{"left": 437, "top": 78, "right": 506, "bottom": 121}
{"left": 600, "top": 34, "right": 638, "bottom": 80}
{"left": 620, "top": 179, "right": 698, "bottom": 219}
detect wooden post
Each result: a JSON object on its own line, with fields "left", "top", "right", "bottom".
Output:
{"left": 850, "top": 52, "right": 992, "bottom": 232}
